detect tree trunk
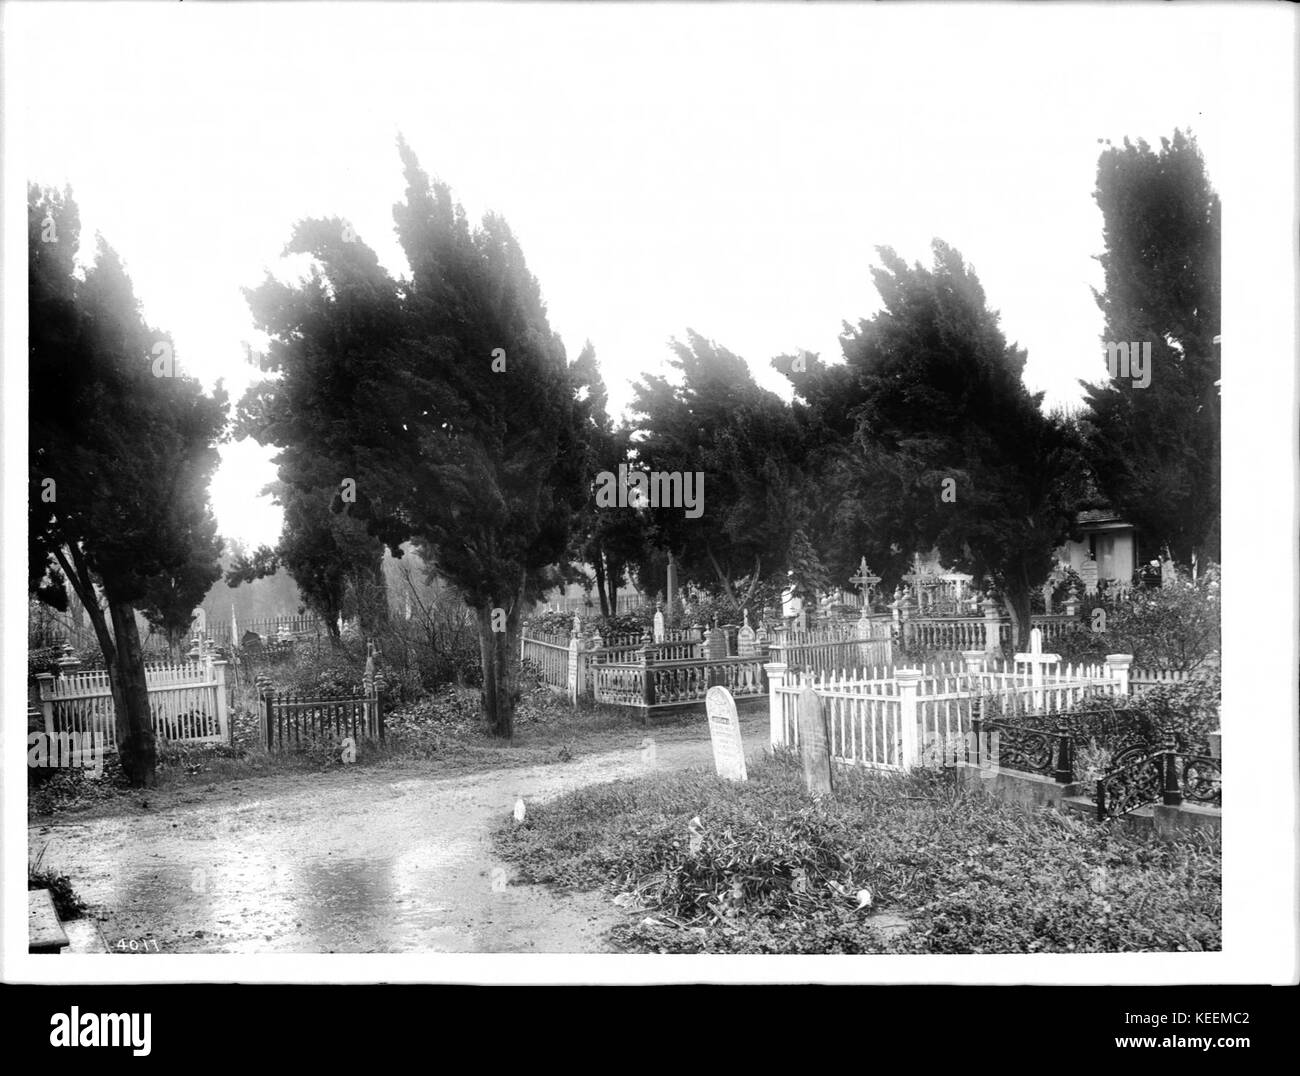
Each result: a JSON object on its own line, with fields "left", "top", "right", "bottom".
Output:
{"left": 1002, "top": 576, "right": 1033, "bottom": 656}
{"left": 475, "top": 595, "right": 523, "bottom": 739}
{"left": 362, "top": 557, "right": 390, "bottom": 633}
{"left": 593, "top": 549, "right": 610, "bottom": 618}
{"left": 106, "top": 594, "right": 158, "bottom": 787}
{"left": 54, "top": 542, "right": 156, "bottom": 786}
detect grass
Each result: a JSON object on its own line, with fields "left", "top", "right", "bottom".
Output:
{"left": 29, "top": 845, "right": 87, "bottom": 921}
{"left": 494, "top": 751, "right": 1221, "bottom": 954}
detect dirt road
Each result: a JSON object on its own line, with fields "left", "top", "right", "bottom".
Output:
{"left": 29, "top": 712, "right": 771, "bottom": 954}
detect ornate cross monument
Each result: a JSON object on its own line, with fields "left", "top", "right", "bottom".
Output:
{"left": 849, "top": 557, "right": 880, "bottom": 609}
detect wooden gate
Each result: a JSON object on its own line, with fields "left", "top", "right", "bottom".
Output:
{"left": 262, "top": 690, "right": 383, "bottom": 751}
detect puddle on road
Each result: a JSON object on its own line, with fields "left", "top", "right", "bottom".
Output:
{"left": 37, "top": 766, "right": 623, "bottom": 954}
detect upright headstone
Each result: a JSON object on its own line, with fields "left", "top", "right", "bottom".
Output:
{"left": 193, "top": 606, "right": 207, "bottom": 635}
{"left": 705, "top": 686, "right": 747, "bottom": 782}
{"left": 737, "top": 609, "right": 757, "bottom": 657}
{"left": 1080, "top": 559, "right": 1099, "bottom": 595}
{"left": 796, "top": 686, "right": 833, "bottom": 796}
{"left": 653, "top": 606, "right": 666, "bottom": 644}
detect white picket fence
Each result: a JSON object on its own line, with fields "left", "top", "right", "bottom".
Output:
{"left": 34, "top": 657, "right": 231, "bottom": 759}
{"left": 766, "top": 652, "right": 1131, "bottom": 772}
{"left": 520, "top": 633, "right": 570, "bottom": 689}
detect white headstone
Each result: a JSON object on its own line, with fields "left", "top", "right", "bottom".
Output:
{"left": 705, "top": 686, "right": 747, "bottom": 782}
{"left": 653, "top": 609, "right": 665, "bottom": 643}
{"left": 193, "top": 606, "right": 207, "bottom": 634}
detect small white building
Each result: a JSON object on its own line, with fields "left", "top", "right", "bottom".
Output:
{"left": 1057, "top": 508, "right": 1137, "bottom": 586}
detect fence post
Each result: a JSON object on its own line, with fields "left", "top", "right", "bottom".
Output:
{"left": 981, "top": 596, "right": 1000, "bottom": 656}
{"left": 1105, "top": 653, "right": 1133, "bottom": 696}
{"left": 1054, "top": 722, "right": 1074, "bottom": 784}
{"left": 1161, "top": 731, "right": 1183, "bottom": 806}
{"left": 263, "top": 691, "right": 274, "bottom": 750}
{"left": 35, "top": 673, "right": 56, "bottom": 735}
{"left": 638, "top": 633, "right": 655, "bottom": 723}
{"left": 212, "top": 660, "right": 231, "bottom": 743}
{"left": 568, "top": 633, "right": 582, "bottom": 707}
{"left": 896, "top": 668, "right": 923, "bottom": 768}
{"left": 764, "top": 661, "right": 788, "bottom": 748}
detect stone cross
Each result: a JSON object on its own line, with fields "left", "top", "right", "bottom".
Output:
{"left": 705, "top": 686, "right": 747, "bottom": 781}
{"left": 796, "top": 686, "right": 833, "bottom": 795}
{"left": 1013, "top": 627, "right": 1060, "bottom": 710}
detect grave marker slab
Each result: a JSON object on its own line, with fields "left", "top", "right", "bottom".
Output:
{"left": 796, "top": 686, "right": 833, "bottom": 796}
{"left": 705, "top": 686, "right": 747, "bottom": 782}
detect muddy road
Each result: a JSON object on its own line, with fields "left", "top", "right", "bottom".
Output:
{"left": 29, "top": 712, "right": 771, "bottom": 954}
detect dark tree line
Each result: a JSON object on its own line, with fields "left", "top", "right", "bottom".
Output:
{"left": 29, "top": 127, "right": 1218, "bottom": 765}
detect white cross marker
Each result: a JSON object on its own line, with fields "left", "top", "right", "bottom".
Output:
{"left": 1013, "top": 627, "right": 1060, "bottom": 710}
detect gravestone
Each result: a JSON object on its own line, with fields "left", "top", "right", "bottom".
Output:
{"left": 796, "top": 686, "right": 833, "bottom": 796}
{"left": 1079, "top": 559, "right": 1099, "bottom": 595}
{"left": 193, "top": 606, "right": 207, "bottom": 635}
{"left": 653, "top": 607, "right": 665, "bottom": 643}
{"left": 705, "top": 686, "right": 747, "bottom": 782}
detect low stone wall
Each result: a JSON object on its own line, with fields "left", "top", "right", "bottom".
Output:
{"left": 950, "top": 761, "right": 1221, "bottom": 840}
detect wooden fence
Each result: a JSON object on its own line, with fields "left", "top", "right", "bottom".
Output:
{"left": 34, "top": 658, "right": 231, "bottom": 759}
{"left": 208, "top": 615, "right": 323, "bottom": 646}
{"left": 520, "top": 633, "right": 570, "bottom": 689}
{"left": 262, "top": 690, "right": 382, "bottom": 751}
{"left": 767, "top": 653, "right": 1131, "bottom": 772}
{"left": 768, "top": 619, "right": 892, "bottom": 673}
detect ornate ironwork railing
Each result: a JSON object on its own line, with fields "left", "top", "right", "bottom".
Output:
{"left": 1094, "top": 742, "right": 1221, "bottom": 821}
{"left": 970, "top": 716, "right": 1072, "bottom": 780}
{"left": 1178, "top": 753, "right": 1222, "bottom": 807}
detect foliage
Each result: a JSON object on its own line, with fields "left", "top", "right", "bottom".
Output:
{"left": 227, "top": 483, "right": 389, "bottom": 638}
{"left": 1082, "top": 130, "right": 1220, "bottom": 566}
{"left": 628, "top": 330, "right": 809, "bottom": 608}
{"left": 782, "top": 242, "right": 1087, "bottom": 652}
{"left": 28, "top": 183, "right": 229, "bottom": 787}
{"left": 239, "top": 138, "right": 590, "bottom": 737}
{"left": 496, "top": 754, "right": 1219, "bottom": 954}
{"left": 570, "top": 342, "right": 651, "bottom": 616}
{"left": 29, "top": 852, "right": 88, "bottom": 922}
{"left": 1098, "top": 568, "right": 1220, "bottom": 671}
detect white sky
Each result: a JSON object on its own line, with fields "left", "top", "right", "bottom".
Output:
{"left": 11, "top": 3, "right": 1225, "bottom": 547}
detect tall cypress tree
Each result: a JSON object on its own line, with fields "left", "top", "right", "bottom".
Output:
{"left": 29, "top": 184, "right": 228, "bottom": 785}
{"left": 1082, "top": 130, "right": 1221, "bottom": 567}
{"left": 241, "top": 139, "right": 589, "bottom": 737}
